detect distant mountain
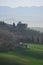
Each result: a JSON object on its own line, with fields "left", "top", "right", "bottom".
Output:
{"left": 30, "top": 27, "right": 43, "bottom": 32}
{"left": 0, "top": 6, "right": 43, "bottom": 27}
{"left": 0, "top": 6, "right": 43, "bottom": 16}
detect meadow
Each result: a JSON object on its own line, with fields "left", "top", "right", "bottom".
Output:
{"left": 0, "top": 43, "right": 43, "bottom": 65}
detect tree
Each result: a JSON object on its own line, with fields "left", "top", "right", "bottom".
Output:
{"left": 13, "top": 23, "right": 15, "bottom": 27}
{"left": 31, "top": 36, "right": 34, "bottom": 43}
{"left": 41, "top": 37, "right": 43, "bottom": 44}
{"left": 37, "top": 37, "right": 39, "bottom": 43}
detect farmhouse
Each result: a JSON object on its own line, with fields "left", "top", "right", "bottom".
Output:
{"left": 14, "top": 40, "right": 29, "bottom": 49}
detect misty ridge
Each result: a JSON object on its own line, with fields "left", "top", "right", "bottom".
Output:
{"left": 0, "top": 6, "right": 43, "bottom": 17}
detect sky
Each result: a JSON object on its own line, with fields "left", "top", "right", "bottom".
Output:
{"left": 0, "top": 0, "right": 43, "bottom": 7}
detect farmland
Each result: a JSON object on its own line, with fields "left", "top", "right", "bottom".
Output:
{"left": 0, "top": 43, "right": 43, "bottom": 65}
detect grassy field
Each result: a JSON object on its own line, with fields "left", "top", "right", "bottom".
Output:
{"left": 0, "top": 43, "right": 43, "bottom": 65}
{"left": 29, "top": 44, "right": 43, "bottom": 51}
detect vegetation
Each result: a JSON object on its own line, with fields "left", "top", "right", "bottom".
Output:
{"left": 0, "top": 21, "right": 43, "bottom": 44}
{"left": 0, "top": 43, "right": 43, "bottom": 65}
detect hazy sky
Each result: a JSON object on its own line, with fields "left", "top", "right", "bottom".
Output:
{"left": 0, "top": 0, "right": 43, "bottom": 7}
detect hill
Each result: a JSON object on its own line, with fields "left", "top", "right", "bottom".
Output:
{"left": 0, "top": 21, "right": 43, "bottom": 43}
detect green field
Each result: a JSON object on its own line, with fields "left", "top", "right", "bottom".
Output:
{"left": 0, "top": 44, "right": 43, "bottom": 65}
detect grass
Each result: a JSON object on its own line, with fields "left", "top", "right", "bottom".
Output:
{"left": 29, "top": 44, "right": 43, "bottom": 51}
{"left": 0, "top": 43, "right": 43, "bottom": 65}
